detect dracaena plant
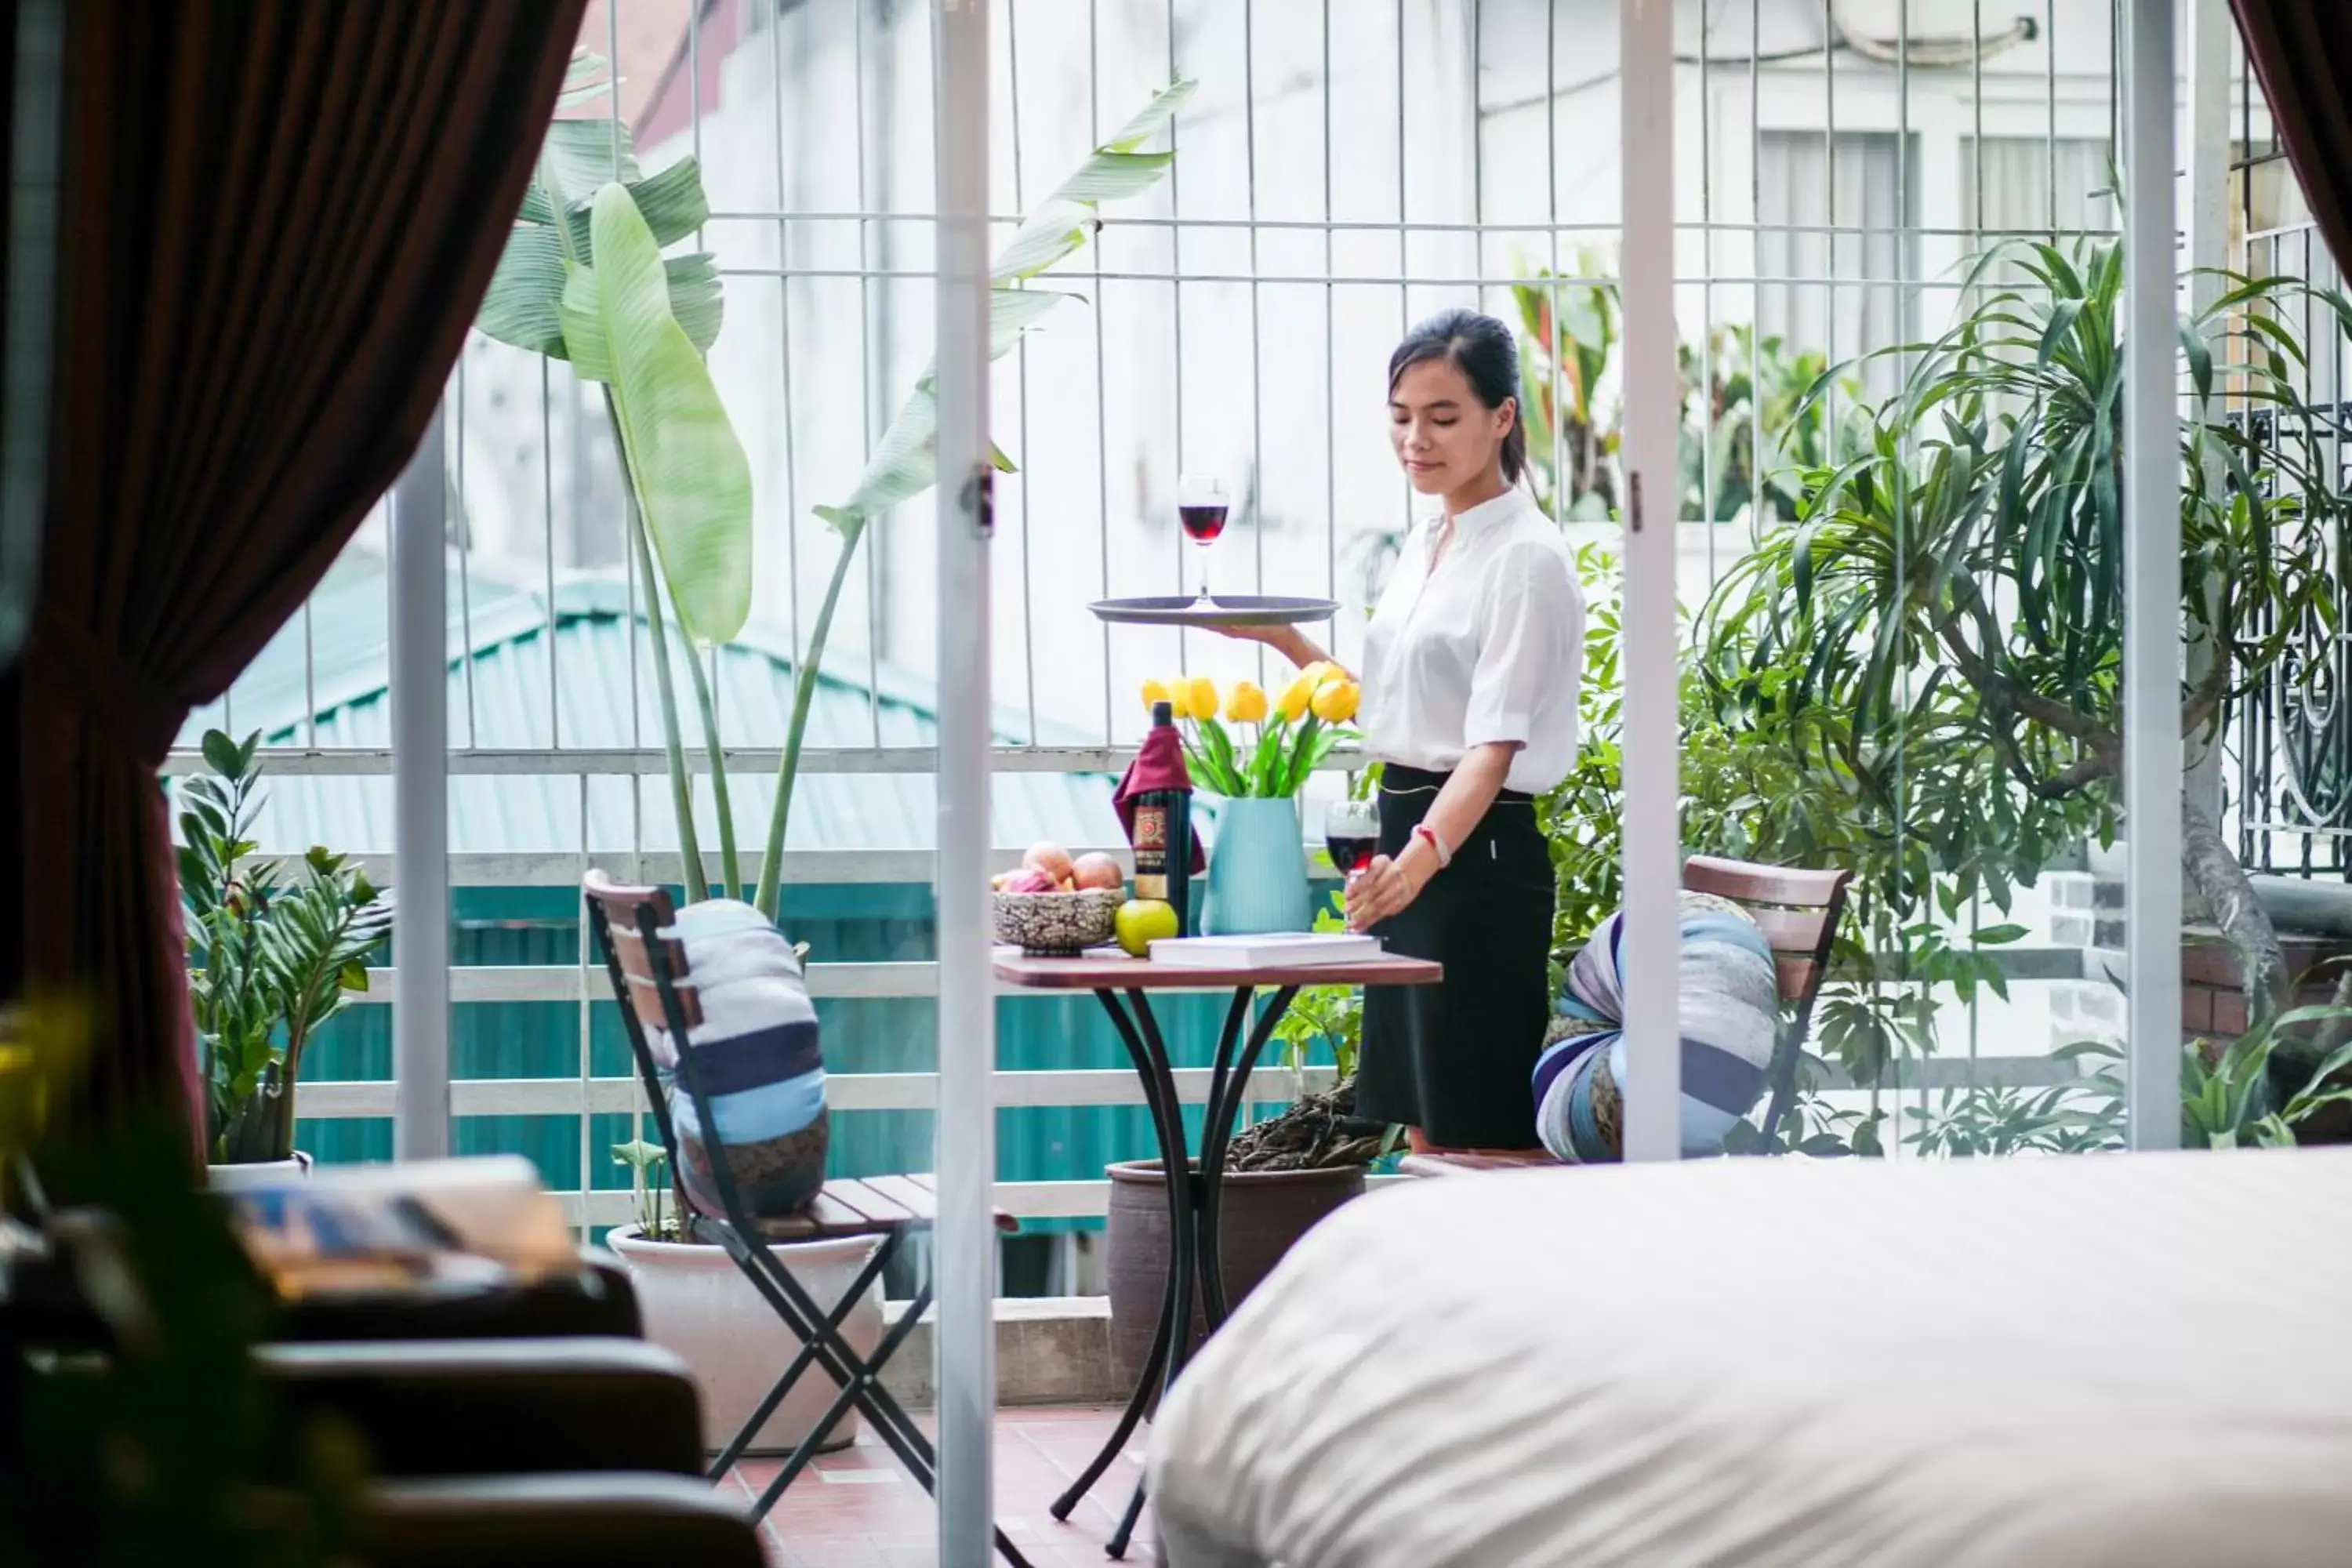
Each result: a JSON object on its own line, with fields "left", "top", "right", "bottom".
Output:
{"left": 480, "top": 53, "right": 1192, "bottom": 924}
{"left": 179, "top": 730, "right": 392, "bottom": 1165}
{"left": 1699, "top": 234, "right": 2352, "bottom": 1028}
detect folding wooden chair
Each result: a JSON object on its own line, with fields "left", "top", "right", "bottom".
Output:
{"left": 583, "top": 872, "right": 1028, "bottom": 1563}
{"left": 1399, "top": 853, "right": 1854, "bottom": 1174}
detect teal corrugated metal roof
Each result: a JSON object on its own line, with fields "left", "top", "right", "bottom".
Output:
{"left": 180, "top": 557, "right": 1123, "bottom": 855}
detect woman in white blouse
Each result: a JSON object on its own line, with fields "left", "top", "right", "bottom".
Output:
{"left": 1224, "top": 309, "right": 1584, "bottom": 1152}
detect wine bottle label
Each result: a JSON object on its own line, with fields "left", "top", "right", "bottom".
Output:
{"left": 1134, "top": 802, "right": 1168, "bottom": 898}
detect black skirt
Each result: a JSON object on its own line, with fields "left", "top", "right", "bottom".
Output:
{"left": 1356, "top": 764, "right": 1557, "bottom": 1149}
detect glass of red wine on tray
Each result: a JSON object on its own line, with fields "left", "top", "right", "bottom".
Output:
{"left": 1325, "top": 796, "right": 1379, "bottom": 882}
{"left": 1178, "top": 472, "right": 1229, "bottom": 608}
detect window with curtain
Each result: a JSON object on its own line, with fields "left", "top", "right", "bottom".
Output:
{"left": 1755, "top": 129, "right": 1918, "bottom": 400}
{"left": 1959, "top": 136, "right": 2117, "bottom": 239}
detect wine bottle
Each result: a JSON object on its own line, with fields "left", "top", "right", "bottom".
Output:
{"left": 1130, "top": 701, "right": 1195, "bottom": 936}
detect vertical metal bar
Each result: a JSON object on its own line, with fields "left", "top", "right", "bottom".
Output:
{"left": 1823, "top": 0, "right": 1838, "bottom": 448}
{"left": 1546, "top": 0, "right": 1562, "bottom": 531}
{"left": 542, "top": 358, "right": 559, "bottom": 747}
{"left": 1748, "top": 0, "right": 1762, "bottom": 540}
{"left": 932, "top": 0, "right": 996, "bottom": 1557}
{"left": 2122, "top": 0, "right": 2181, "bottom": 1151}
{"left": 2183, "top": 0, "right": 2233, "bottom": 824}
{"left": 1698, "top": 0, "right": 1715, "bottom": 568}
{"left": 456, "top": 354, "right": 479, "bottom": 748}
{"left": 391, "top": 401, "right": 452, "bottom": 1163}
{"left": 768, "top": 0, "right": 804, "bottom": 699}
{"left": 2046, "top": 0, "right": 2060, "bottom": 233}
{"left": 1620, "top": 0, "right": 1680, "bottom": 1163}
{"left": 1896, "top": 0, "right": 1917, "bottom": 1138}
{"left": 611, "top": 5, "right": 636, "bottom": 757}
{"left": 1167, "top": 0, "right": 1189, "bottom": 667}
{"left": 1247, "top": 0, "right": 1265, "bottom": 695}
{"left": 856, "top": 2, "right": 882, "bottom": 746}
{"left": 1396, "top": 0, "right": 1407, "bottom": 347}
{"left": 303, "top": 601, "right": 318, "bottom": 750}
{"left": 1323, "top": 0, "right": 1338, "bottom": 610}
{"left": 1010, "top": 0, "right": 1038, "bottom": 745}
{"left": 1970, "top": 2, "right": 1984, "bottom": 233}
{"left": 1089, "top": 3, "right": 1114, "bottom": 743}
{"left": 575, "top": 769, "right": 592, "bottom": 1236}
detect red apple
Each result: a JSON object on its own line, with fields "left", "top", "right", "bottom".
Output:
{"left": 1000, "top": 867, "right": 1057, "bottom": 895}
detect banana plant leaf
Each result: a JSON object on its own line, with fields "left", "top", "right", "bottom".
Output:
{"left": 561, "top": 181, "right": 753, "bottom": 646}
{"left": 477, "top": 61, "right": 718, "bottom": 363}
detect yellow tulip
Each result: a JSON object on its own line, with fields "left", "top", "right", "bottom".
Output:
{"left": 1276, "top": 673, "right": 1316, "bottom": 723}
{"left": 1184, "top": 676, "right": 1219, "bottom": 722}
{"left": 1301, "top": 659, "right": 1343, "bottom": 688}
{"left": 1141, "top": 677, "right": 1172, "bottom": 713}
{"left": 1309, "top": 678, "right": 1359, "bottom": 724}
{"left": 1225, "top": 681, "right": 1269, "bottom": 724}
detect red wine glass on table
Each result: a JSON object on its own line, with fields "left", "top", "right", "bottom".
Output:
{"left": 1178, "top": 472, "right": 1229, "bottom": 608}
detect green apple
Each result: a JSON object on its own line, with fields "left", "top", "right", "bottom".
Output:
{"left": 1115, "top": 898, "right": 1178, "bottom": 957}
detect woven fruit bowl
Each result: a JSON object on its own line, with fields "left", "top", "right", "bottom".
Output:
{"left": 993, "top": 888, "right": 1121, "bottom": 956}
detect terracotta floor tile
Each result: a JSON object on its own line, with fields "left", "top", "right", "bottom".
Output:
{"left": 735, "top": 1405, "right": 1157, "bottom": 1568}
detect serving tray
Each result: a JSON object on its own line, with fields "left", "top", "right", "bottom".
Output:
{"left": 1087, "top": 594, "right": 1341, "bottom": 628}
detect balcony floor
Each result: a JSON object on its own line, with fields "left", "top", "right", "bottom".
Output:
{"left": 731, "top": 1403, "right": 1156, "bottom": 1567}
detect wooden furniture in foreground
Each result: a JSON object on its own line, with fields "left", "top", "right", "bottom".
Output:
{"left": 1399, "top": 855, "right": 1854, "bottom": 1176}
{"left": 994, "top": 949, "right": 1443, "bottom": 1559}
{"left": 583, "top": 871, "right": 1026, "bottom": 1563}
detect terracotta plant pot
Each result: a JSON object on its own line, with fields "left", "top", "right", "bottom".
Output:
{"left": 609, "top": 1223, "right": 881, "bottom": 1457}
{"left": 1104, "top": 1158, "right": 1364, "bottom": 1396}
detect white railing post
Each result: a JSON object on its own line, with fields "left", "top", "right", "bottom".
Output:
{"left": 1619, "top": 0, "right": 1681, "bottom": 1162}
{"left": 2124, "top": 0, "right": 2182, "bottom": 1151}
{"left": 390, "top": 401, "right": 452, "bottom": 1160}
{"left": 932, "top": 0, "right": 995, "bottom": 1559}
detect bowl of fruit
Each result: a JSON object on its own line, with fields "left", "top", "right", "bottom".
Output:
{"left": 993, "top": 844, "right": 1126, "bottom": 956}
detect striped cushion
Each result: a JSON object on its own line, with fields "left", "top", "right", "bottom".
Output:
{"left": 1534, "top": 891, "right": 1779, "bottom": 1161}
{"left": 652, "top": 899, "right": 829, "bottom": 1219}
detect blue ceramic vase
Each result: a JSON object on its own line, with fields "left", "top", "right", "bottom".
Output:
{"left": 1203, "top": 796, "right": 1314, "bottom": 936}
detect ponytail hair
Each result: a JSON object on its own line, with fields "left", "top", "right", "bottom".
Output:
{"left": 1387, "top": 307, "right": 1526, "bottom": 486}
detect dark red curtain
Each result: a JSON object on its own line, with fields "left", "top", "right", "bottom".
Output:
{"left": 8, "top": 0, "right": 584, "bottom": 1145}
{"left": 2231, "top": 2, "right": 2352, "bottom": 274}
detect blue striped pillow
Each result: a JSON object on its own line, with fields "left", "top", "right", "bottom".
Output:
{"left": 1534, "top": 892, "right": 1780, "bottom": 1161}
{"left": 654, "top": 900, "right": 829, "bottom": 1219}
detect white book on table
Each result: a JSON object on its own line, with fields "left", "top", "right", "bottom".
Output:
{"left": 1146, "top": 933, "right": 1384, "bottom": 968}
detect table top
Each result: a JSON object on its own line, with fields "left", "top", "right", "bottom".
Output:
{"left": 993, "top": 949, "right": 1443, "bottom": 991}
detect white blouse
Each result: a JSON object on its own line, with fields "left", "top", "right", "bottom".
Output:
{"left": 1359, "top": 485, "right": 1585, "bottom": 795}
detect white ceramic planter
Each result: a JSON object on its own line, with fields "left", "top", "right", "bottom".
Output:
{"left": 205, "top": 1151, "right": 313, "bottom": 1190}
{"left": 609, "top": 1223, "right": 883, "bottom": 1457}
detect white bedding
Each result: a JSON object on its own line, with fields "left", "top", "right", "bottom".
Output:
{"left": 1147, "top": 1149, "right": 2352, "bottom": 1567}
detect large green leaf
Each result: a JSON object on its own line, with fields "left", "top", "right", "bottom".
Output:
{"left": 808, "top": 289, "right": 1073, "bottom": 535}
{"left": 477, "top": 227, "right": 567, "bottom": 357}
{"left": 519, "top": 118, "right": 641, "bottom": 222}
{"left": 476, "top": 90, "right": 717, "bottom": 361}
{"left": 563, "top": 183, "right": 753, "bottom": 645}
{"left": 665, "top": 252, "right": 724, "bottom": 354}
{"left": 993, "top": 78, "right": 1195, "bottom": 283}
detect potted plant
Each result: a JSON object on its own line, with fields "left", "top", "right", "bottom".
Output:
{"left": 602, "top": 1138, "right": 884, "bottom": 1457}
{"left": 178, "top": 729, "right": 392, "bottom": 1184}
{"left": 478, "top": 53, "right": 1194, "bottom": 1423}
{"left": 1145, "top": 667, "right": 1359, "bottom": 935}
{"left": 1104, "top": 896, "right": 1399, "bottom": 1388}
